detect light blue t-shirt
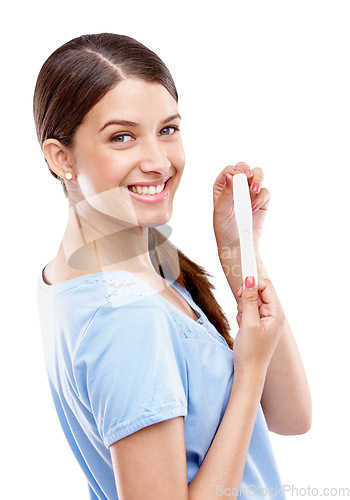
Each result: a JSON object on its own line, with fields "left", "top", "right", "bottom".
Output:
{"left": 37, "top": 266, "right": 285, "bottom": 499}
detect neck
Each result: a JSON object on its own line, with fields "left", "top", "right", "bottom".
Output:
{"left": 58, "top": 198, "right": 156, "bottom": 274}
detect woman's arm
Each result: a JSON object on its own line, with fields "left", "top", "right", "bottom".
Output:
{"left": 110, "top": 279, "right": 281, "bottom": 500}
{"left": 110, "top": 370, "right": 266, "bottom": 500}
{"left": 218, "top": 247, "right": 312, "bottom": 435}
{"left": 260, "top": 315, "right": 312, "bottom": 435}
{"left": 189, "top": 369, "right": 266, "bottom": 499}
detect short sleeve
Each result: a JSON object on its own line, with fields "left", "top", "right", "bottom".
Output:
{"left": 74, "top": 298, "right": 188, "bottom": 448}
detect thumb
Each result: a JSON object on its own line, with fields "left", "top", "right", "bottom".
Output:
{"left": 213, "top": 173, "right": 234, "bottom": 215}
{"left": 240, "top": 276, "right": 260, "bottom": 327}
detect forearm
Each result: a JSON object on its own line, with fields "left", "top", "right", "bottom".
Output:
{"left": 188, "top": 370, "right": 266, "bottom": 500}
{"left": 218, "top": 247, "right": 312, "bottom": 435}
{"left": 261, "top": 317, "right": 312, "bottom": 434}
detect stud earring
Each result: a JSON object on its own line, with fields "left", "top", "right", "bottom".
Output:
{"left": 65, "top": 172, "right": 73, "bottom": 180}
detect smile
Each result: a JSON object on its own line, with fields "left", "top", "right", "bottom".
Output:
{"left": 128, "top": 181, "right": 166, "bottom": 195}
{"left": 125, "top": 178, "right": 171, "bottom": 204}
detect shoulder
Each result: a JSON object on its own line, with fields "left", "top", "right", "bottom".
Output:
{"left": 73, "top": 278, "right": 188, "bottom": 394}
{"left": 80, "top": 297, "right": 176, "bottom": 347}
{"left": 99, "top": 271, "right": 159, "bottom": 307}
{"left": 76, "top": 273, "right": 178, "bottom": 348}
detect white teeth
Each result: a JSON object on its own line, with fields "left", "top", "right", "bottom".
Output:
{"left": 128, "top": 182, "right": 166, "bottom": 195}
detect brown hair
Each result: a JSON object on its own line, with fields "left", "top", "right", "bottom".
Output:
{"left": 33, "top": 33, "right": 233, "bottom": 349}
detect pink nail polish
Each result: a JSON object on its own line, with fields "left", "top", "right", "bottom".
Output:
{"left": 225, "top": 174, "right": 232, "bottom": 186}
{"left": 245, "top": 276, "right": 255, "bottom": 288}
{"left": 244, "top": 167, "right": 252, "bottom": 176}
{"left": 251, "top": 182, "right": 260, "bottom": 193}
{"left": 251, "top": 204, "right": 257, "bottom": 212}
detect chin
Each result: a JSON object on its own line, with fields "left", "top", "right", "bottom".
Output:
{"left": 138, "top": 211, "right": 172, "bottom": 228}
{"left": 140, "top": 217, "right": 172, "bottom": 229}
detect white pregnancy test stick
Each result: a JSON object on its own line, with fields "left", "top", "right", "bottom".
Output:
{"left": 232, "top": 173, "right": 258, "bottom": 285}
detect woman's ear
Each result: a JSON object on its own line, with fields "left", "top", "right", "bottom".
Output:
{"left": 43, "top": 139, "right": 75, "bottom": 180}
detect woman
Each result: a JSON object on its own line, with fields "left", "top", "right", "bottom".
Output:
{"left": 35, "top": 33, "right": 311, "bottom": 499}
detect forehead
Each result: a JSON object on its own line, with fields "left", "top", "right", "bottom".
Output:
{"left": 84, "top": 78, "right": 178, "bottom": 128}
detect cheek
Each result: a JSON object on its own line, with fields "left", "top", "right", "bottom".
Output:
{"left": 79, "top": 149, "right": 132, "bottom": 193}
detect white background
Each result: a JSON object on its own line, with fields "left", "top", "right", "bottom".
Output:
{"left": 1, "top": 0, "right": 349, "bottom": 498}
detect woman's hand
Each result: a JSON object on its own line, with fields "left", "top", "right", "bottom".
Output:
{"left": 213, "top": 162, "right": 270, "bottom": 251}
{"left": 232, "top": 277, "right": 285, "bottom": 376}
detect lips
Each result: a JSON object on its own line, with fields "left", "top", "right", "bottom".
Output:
{"left": 125, "top": 177, "right": 171, "bottom": 204}
{"left": 126, "top": 176, "right": 171, "bottom": 188}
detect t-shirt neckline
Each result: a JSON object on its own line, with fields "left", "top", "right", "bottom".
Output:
{"left": 38, "top": 265, "right": 204, "bottom": 325}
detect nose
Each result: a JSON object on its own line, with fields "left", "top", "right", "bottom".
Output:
{"left": 138, "top": 136, "right": 171, "bottom": 173}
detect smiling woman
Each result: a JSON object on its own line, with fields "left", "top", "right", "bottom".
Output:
{"left": 34, "top": 33, "right": 310, "bottom": 500}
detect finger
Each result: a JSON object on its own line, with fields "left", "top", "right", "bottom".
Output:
{"left": 249, "top": 167, "right": 264, "bottom": 194}
{"left": 213, "top": 165, "right": 246, "bottom": 205}
{"left": 213, "top": 173, "right": 235, "bottom": 215}
{"left": 236, "top": 312, "right": 242, "bottom": 327}
{"left": 240, "top": 276, "right": 260, "bottom": 327}
{"left": 214, "top": 164, "right": 245, "bottom": 185}
{"left": 237, "top": 292, "right": 263, "bottom": 314}
{"left": 213, "top": 163, "right": 253, "bottom": 199}
{"left": 214, "top": 161, "right": 256, "bottom": 212}
{"left": 251, "top": 187, "right": 271, "bottom": 213}
{"left": 256, "top": 278, "right": 275, "bottom": 306}
{"left": 234, "top": 162, "right": 253, "bottom": 179}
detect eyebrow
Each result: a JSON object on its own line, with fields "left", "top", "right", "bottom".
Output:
{"left": 98, "top": 113, "right": 182, "bottom": 133}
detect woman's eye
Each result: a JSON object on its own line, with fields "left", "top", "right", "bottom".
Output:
{"left": 159, "top": 126, "right": 179, "bottom": 136}
{"left": 111, "top": 134, "right": 134, "bottom": 143}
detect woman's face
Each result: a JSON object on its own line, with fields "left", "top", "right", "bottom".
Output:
{"left": 69, "top": 78, "right": 185, "bottom": 227}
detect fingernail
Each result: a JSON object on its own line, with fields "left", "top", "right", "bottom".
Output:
{"left": 251, "top": 203, "right": 258, "bottom": 212}
{"left": 251, "top": 182, "right": 260, "bottom": 193}
{"left": 245, "top": 276, "right": 255, "bottom": 288}
{"left": 225, "top": 174, "right": 232, "bottom": 186}
{"left": 244, "top": 167, "right": 252, "bottom": 176}
{"left": 235, "top": 285, "right": 242, "bottom": 296}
